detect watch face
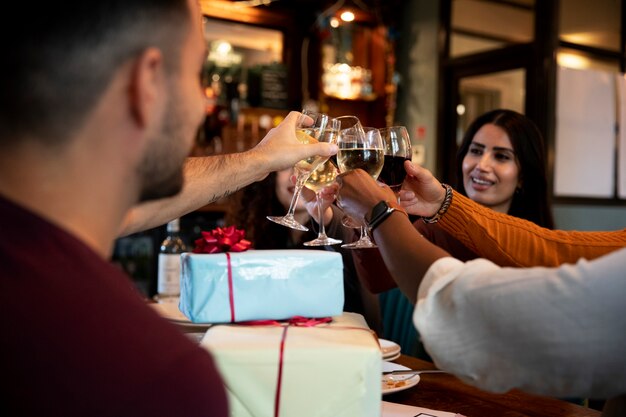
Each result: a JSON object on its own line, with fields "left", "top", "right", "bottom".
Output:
{"left": 370, "top": 200, "right": 389, "bottom": 222}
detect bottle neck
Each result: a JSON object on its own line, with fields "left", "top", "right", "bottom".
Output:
{"left": 166, "top": 218, "right": 180, "bottom": 233}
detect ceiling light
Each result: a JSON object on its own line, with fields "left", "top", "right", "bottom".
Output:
{"left": 340, "top": 10, "right": 355, "bottom": 22}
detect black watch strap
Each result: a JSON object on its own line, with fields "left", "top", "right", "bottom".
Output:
{"left": 367, "top": 200, "right": 398, "bottom": 231}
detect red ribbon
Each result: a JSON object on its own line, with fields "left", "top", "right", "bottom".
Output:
{"left": 226, "top": 253, "right": 235, "bottom": 323}
{"left": 193, "top": 226, "right": 251, "bottom": 254}
{"left": 239, "top": 316, "right": 333, "bottom": 327}
{"left": 274, "top": 327, "right": 288, "bottom": 417}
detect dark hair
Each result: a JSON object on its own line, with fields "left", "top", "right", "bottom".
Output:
{"left": 0, "top": 0, "right": 189, "bottom": 148}
{"left": 455, "top": 109, "right": 554, "bottom": 229}
{"left": 225, "top": 173, "right": 316, "bottom": 249}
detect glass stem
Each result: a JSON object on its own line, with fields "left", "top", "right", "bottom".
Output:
{"left": 316, "top": 192, "right": 327, "bottom": 238}
{"left": 285, "top": 174, "right": 307, "bottom": 218}
{"left": 359, "top": 226, "right": 367, "bottom": 240}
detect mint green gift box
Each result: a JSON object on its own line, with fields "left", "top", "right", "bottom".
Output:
{"left": 200, "top": 312, "right": 382, "bottom": 417}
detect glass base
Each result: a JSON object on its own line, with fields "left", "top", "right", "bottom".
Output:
{"left": 303, "top": 235, "right": 342, "bottom": 246}
{"left": 341, "top": 237, "right": 378, "bottom": 249}
{"left": 266, "top": 215, "right": 309, "bottom": 231}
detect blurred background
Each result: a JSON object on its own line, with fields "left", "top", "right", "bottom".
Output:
{"left": 114, "top": 0, "right": 626, "bottom": 296}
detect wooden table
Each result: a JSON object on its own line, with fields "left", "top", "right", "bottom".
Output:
{"left": 387, "top": 355, "right": 601, "bottom": 417}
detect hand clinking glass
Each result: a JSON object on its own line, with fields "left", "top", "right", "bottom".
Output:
{"left": 267, "top": 111, "right": 339, "bottom": 231}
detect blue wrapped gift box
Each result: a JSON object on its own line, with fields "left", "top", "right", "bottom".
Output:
{"left": 179, "top": 250, "right": 344, "bottom": 323}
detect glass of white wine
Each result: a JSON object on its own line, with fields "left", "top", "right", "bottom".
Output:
{"left": 336, "top": 121, "right": 384, "bottom": 249}
{"left": 267, "top": 111, "right": 338, "bottom": 231}
{"left": 303, "top": 159, "right": 341, "bottom": 246}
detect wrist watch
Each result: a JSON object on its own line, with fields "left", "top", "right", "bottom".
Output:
{"left": 366, "top": 200, "right": 401, "bottom": 231}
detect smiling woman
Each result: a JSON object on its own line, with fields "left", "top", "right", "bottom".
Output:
{"left": 409, "top": 108, "right": 553, "bottom": 266}
{"left": 455, "top": 108, "right": 553, "bottom": 228}
{"left": 461, "top": 124, "right": 521, "bottom": 214}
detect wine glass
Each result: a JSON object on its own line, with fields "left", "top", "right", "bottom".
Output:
{"left": 302, "top": 160, "right": 342, "bottom": 246}
{"left": 378, "top": 126, "right": 413, "bottom": 196}
{"left": 336, "top": 120, "right": 384, "bottom": 249}
{"left": 267, "top": 111, "right": 338, "bottom": 231}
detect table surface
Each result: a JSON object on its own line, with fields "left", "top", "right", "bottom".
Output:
{"left": 388, "top": 355, "right": 601, "bottom": 417}
{"left": 156, "top": 306, "right": 602, "bottom": 417}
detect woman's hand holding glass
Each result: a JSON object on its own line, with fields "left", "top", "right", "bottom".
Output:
{"left": 397, "top": 160, "right": 448, "bottom": 217}
{"left": 301, "top": 161, "right": 342, "bottom": 246}
{"left": 267, "top": 111, "right": 339, "bottom": 231}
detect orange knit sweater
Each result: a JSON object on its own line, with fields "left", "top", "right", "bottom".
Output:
{"left": 437, "top": 191, "right": 626, "bottom": 267}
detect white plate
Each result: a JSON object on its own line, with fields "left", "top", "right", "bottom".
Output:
{"left": 383, "top": 351, "right": 401, "bottom": 362}
{"left": 382, "top": 362, "right": 420, "bottom": 395}
{"left": 149, "top": 300, "right": 212, "bottom": 330}
{"left": 379, "top": 338, "right": 401, "bottom": 358}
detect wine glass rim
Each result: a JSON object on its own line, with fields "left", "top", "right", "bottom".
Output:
{"left": 379, "top": 126, "right": 409, "bottom": 133}
{"left": 334, "top": 116, "right": 361, "bottom": 126}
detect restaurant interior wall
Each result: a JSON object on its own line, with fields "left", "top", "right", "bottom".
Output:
{"left": 393, "top": 0, "right": 440, "bottom": 174}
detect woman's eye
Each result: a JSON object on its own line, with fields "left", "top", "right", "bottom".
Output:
{"left": 495, "top": 153, "right": 512, "bottom": 161}
{"left": 469, "top": 148, "right": 482, "bottom": 155}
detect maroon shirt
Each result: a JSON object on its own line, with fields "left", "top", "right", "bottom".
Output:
{"left": 0, "top": 194, "right": 228, "bottom": 417}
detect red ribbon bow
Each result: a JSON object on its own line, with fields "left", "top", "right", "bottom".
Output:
{"left": 193, "top": 225, "right": 251, "bottom": 254}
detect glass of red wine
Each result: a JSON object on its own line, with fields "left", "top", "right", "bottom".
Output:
{"left": 337, "top": 125, "right": 385, "bottom": 249}
{"left": 378, "top": 126, "right": 413, "bottom": 195}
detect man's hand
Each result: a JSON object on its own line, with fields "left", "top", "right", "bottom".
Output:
{"left": 335, "top": 169, "right": 396, "bottom": 221}
{"left": 398, "top": 161, "right": 446, "bottom": 217}
{"left": 248, "top": 112, "right": 338, "bottom": 180}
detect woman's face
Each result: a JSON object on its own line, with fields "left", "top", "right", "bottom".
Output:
{"left": 275, "top": 168, "right": 306, "bottom": 211}
{"left": 462, "top": 123, "right": 521, "bottom": 213}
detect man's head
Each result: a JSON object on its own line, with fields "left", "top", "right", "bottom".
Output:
{"left": 0, "top": 0, "right": 207, "bottom": 202}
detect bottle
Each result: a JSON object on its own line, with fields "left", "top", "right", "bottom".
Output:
{"left": 156, "top": 218, "right": 187, "bottom": 302}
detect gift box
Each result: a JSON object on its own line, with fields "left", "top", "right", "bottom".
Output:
{"left": 179, "top": 250, "right": 344, "bottom": 323}
{"left": 201, "top": 312, "right": 382, "bottom": 417}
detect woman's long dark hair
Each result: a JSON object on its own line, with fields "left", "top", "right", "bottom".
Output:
{"left": 455, "top": 109, "right": 554, "bottom": 229}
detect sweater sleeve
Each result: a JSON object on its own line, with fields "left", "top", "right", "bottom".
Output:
{"left": 436, "top": 191, "right": 626, "bottom": 267}
{"left": 414, "top": 248, "right": 626, "bottom": 398}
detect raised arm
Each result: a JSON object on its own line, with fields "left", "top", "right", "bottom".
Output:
{"left": 119, "top": 112, "right": 338, "bottom": 236}
{"left": 336, "top": 169, "right": 450, "bottom": 303}
{"left": 399, "top": 161, "right": 626, "bottom": 267}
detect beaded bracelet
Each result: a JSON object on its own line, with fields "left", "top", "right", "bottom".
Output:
{"left": 422, "top": 183, "right": 453, "bottom": 224}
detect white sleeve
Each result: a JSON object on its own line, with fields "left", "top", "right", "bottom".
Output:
{"left": 413, "top": 248, "right": 626, "bottom": 398}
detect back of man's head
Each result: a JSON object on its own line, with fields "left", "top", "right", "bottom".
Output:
{"left": 0, "top": 0, "right": 189, "bottom": 149}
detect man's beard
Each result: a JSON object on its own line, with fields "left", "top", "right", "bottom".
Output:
{"left": 136, "top": 93, "right": 193, "bottom": 203}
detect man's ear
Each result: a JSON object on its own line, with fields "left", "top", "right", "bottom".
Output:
{"left": 128, "top": 47, "right": 165, "bottom": 128}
